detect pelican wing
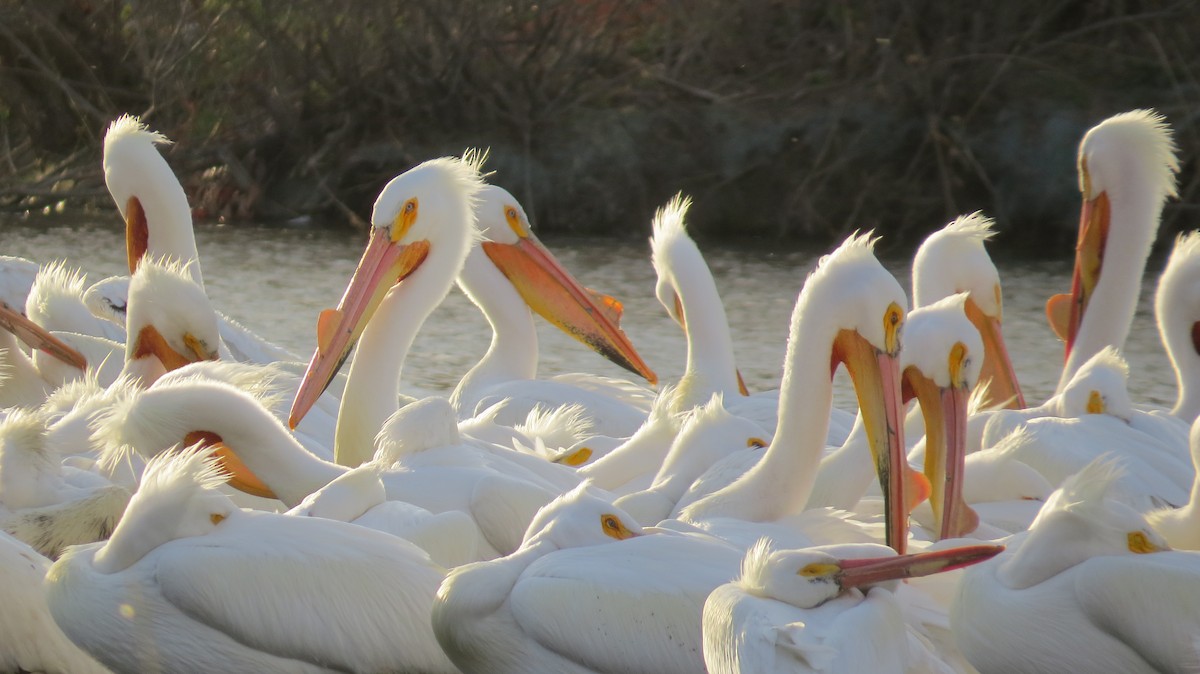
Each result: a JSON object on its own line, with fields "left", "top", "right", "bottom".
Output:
{"left": 155, "top": 513, "right": 447, "bottom": 672}
{"left": 510, "top": 533, "right": 742, "bottom": 673}
{"left": 1074, "top": 553, "right": 1200, "bottom": 673}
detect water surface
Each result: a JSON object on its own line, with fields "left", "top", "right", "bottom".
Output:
{"left": 0, "top": 218, "right": 1176, "bottom": 410}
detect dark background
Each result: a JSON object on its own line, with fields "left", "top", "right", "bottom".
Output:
{"left": 2, "top": 0, "right": 1198, "bottom": 252}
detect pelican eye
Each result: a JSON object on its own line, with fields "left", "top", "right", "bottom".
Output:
{"left": 747, "top": 437, "right": 767, "bottom": 449}
{"left": 1127, "top": 531, "right": 1166, "bottom": 554}
{"left": 210, "top": 513, "right": 226, "bottom": 525}
{"left": 504, "top": 205, "right": 528, "bottom": 238}
{"left": 601, "top": 513, "right": 636, "bottom": 540}
{"left": 391, "top": 198, "right": 419, "bottom": 241}
{"left": 883, "top": 302, "right": 904, "bottom": 354}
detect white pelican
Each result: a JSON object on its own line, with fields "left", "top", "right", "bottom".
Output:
{"left": 25, "top": 261, "right": 127, "bottom": 343}
{"left": 0, "top": 299, "right": 88, "bottom": 407}
{"left": 647, "top": 193, "right": 744, "bottom": 411}
{"left": 46, "top": 448, "right": 459, "bottom": 673}
{"left": 0, "top": 255, "right": 38, "bottom": 309}
{"left": 1046, "top": 109, "right": 1179, "bottom": 392}
{"left": 433, "top": 481, "right": 745, "bottom": 674}
{"left": 288, "top": 154, "right": 486, "bottom": 466}
{"left": 614, "top": 393, "right": 769, "bottom": 524}
{"left": 813, "top": 293, "right": 981, "bottom": 539}
{"left": 952, "top": 459, "right": 1200, "bottom": 673}
{"left": 978, "top": 348, "right": 1194, "bottom": 511}
{"left": 676, "top": 232, "right": 911, "bottom": 552}
{"left": 0, "top": 409, "right": 129, "bottom": 559}
{"left": 103, "top": 114, "right": 295, "bottom": 364}
{"left": 571, "top": 384, "right": 685, "bottom": 491}
{"left": 1156, "top": 230, "right": 1200, "bottom": 423}
{"left": 0, "top": 530, "right": 111, "bottom": 673}
{"left": 913, "top": 212, "right": 1024, "bottom": 409}
{"left": 450, "top": 183, "right": 657, "bottom": 435}
{"left": 703, "top": 538, "right": 1002, "bottom": 674}
{"left": 97, "top": 378, "right": 561, "bottom": 559}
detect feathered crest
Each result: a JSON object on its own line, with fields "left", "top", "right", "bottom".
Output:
{"left": 0, "top": 408, "right": 54, "bottom": 476}
{"left": 155, "top": 361, "right": 287, "bottom": 411}
{"left": 1164, "top": 230, "right": 1200, "bottom": 276}
{"left": 939, "top": 211, "right": 996, "bottom": 242}
{"left": 735, "top": 537, "right": 776, "bottom": 595}
{"left": 1081, "top": 109, "right": 1179, "bottom": 200}
{"left": 373, "top": 397, "right": 461, "bottom": 463}
{"left": 1071, "top": 345, "right": 1130, "bottom": 382}
{"left": 129, "top": 255, "right": 201, "bottom": 290}
{"left": 650, "top": 193, "right": 694, "bottom": 270}
{"left": 104, "top": 114, "right": 173, "bottom": 153}
{"left": 517, "top": 403, "right": 593, "bottom": 451}
{"left": 137, "top": 445, "right": 229, "bottom": 501}
{"left": 679, "top": 392, "right": 733, "bottom": 435}
{"left": 813, "top": 231, "right": 880, "bottom": 281}
{"left": 1034, "top": 456, "right": 1125, "bottom": 530}
{"left": 30, "top": 260, "right": 87, "bottom": 301}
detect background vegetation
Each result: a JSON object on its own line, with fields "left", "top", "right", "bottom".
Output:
{"left": 1, "top": 0, "right": 1198, "bottom": 249}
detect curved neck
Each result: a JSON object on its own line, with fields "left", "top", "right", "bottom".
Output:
{"left": 685, "top": 307, "right": 835, "bottom": 522}
{"left": 139, "top": 168, "right": 203, "bottom": 287}
{"left": 335, "top": 243, "right": 462, "bottom": 466}
{"left": 450, "top": 248, "right": 539, "bottom": 413}
{"left": 178, "top": 392, "right": 346, "bottom": 506}
{"left": 1059, "top": 185, "right": 1160, "bottom": 391}
{"left": 1159, "top": 305, "right": 1200, "bottom": 421}
{"left": 672, "top": 255, "right": 741, "bottom": 409}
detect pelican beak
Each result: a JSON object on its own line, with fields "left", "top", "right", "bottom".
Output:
{"left": 184, "top": 431, "right": 278, "bottom": 499}
{"left": 904, "top": 346, "right": 978, "bottom": 540}
{"left": 482, "top": 231, "right": 656, "bottom": 385}
{"left": 125, "top": 195, "right": 149, "bottom": 274}
{"left": 834, "top": 303, "right": 907, "bottom": 553}
{"left": 0, "top": 301, "right": 88, "bottom": 370}
{"left": 1047, "top": 184, "right": 1110, "bottom": 362}
{"left": 129, "top": 325, "right": 218, "bottom": 372}
{"left": 835, "top": 543, "right": 1003, "bottom": 590}
{"left": 289, "top": 226, "right": 431, "bottom": 427}
{"left": 964, "top": 291, "right": 1024, "bottom": 409}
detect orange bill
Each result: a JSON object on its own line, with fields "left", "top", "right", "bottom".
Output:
{"left": 964, "top": 294, "right": 1024, "bottom": 409}
{"left": 483, "top": 236, "right": 656, "bottom": 384}
{"left": 289, "top": 227, "right": 430, "bottom": 428}
{"left": 126, "top": 195, "right": 149, "bottom": 274}
{"left": 834, "top": 322, "right": 907, "bottom": 554}
{"left": 1059, "top": 191, "right": 1111, "bottom": 363}
{"left": 0, "top": 300, "right": 88, "bottom": 370}
{"left": 185, "top": 430, "right": 277, "bottom": 499}
{"left": 129, "top": 324, "right": 217, "bottom": 372}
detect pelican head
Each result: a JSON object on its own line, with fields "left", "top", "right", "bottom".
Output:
{"left": 288, "top": 154, "right": 485, "bottom": 428}
{"left": 736, "top": 538, "right": 1003, "bottom": 608}
{"left": 1048, "top": 110, "right": 1178, "bottom": 383}
{"left": 103, "top": 115, "right": 200, "bottom": 284}
{"left": 83, "top": 275, "right": 130, "bottom": 328}
{"left": 999, "top": 458, "right": 1170, "bottom": 589}
{"left": 124, "top": 257, "right": 219, "bottom": 386}
{"left": 373, "top": 397, "right": 461, "bottom": 463}
{"left": 805, "top": 232, "right": 909, "bottom": 552}
{"left": 913, "top": 212, "right": 1023, "bottom": 408}
{"left": 469, "top": 183, "right": 656, "bottom": 384}
{"left": 91, "top": 447, "right": 235, "bottom": 574}
{"left": 521, "top": 482, "right": 643, "bottom": 550}
{"left": 0, "top": 302, "right": 87, "bottom": 372}
{"left": 1056, "top": 346, "right": 1133, "bottom": 421}
{"left": 902, "top": 293, "right": 983, "bottom": 539}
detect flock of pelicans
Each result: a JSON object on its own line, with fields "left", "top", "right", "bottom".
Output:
{"left": 0, "top": 107, "right": 1196, "bottom": 673}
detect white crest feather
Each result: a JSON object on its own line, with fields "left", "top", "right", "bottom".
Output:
{"left": 734, "top": 537, "right": 776, "bottom": 596}
{"left": 104, "top": 114, "right": 172, "bottom": 153}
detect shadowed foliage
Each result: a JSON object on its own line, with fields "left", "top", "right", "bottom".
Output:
{"left": 1, "top": 0, "right": 1197, "bottom": 250}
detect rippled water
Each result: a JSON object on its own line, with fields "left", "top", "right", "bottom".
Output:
{"left": 0, "top": 218, "right": 1177, "bottom": 410}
